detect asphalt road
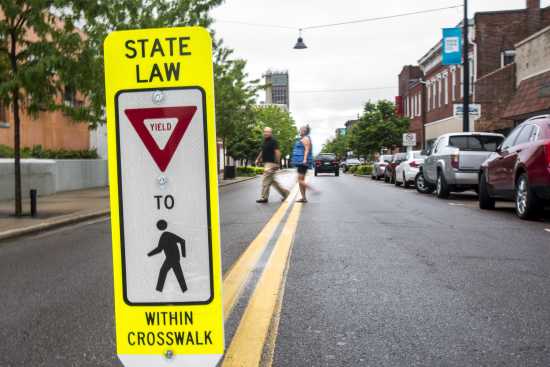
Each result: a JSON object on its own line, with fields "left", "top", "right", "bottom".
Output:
{"left": 1, "top": 171, "right": 550, "bottom": 366}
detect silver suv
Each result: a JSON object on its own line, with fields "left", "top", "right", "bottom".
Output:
{"left": 416, "top": 132, "right": 504, "bottom": 198}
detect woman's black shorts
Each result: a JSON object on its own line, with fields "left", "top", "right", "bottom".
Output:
{"left": 296, "top": 164, "right": 309, "bottom": 175}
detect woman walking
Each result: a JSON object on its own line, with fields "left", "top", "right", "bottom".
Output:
{"left": 291, "top": 125, "right": 313, "bottom": 203}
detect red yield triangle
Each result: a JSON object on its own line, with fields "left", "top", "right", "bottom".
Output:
{"left": 124, "top": 106, "right": 197, "bottom": 172}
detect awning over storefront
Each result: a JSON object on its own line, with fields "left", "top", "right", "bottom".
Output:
{"left": 503, "top": 70, "right": 550, "bottom": 121}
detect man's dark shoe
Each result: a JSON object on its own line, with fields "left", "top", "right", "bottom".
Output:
{"left": 256, "top": 199, "right": 268, "bottom": 203}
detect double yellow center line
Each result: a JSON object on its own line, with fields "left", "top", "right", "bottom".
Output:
{"left": 221, "top": 184, "right": 304, "bottom": 366}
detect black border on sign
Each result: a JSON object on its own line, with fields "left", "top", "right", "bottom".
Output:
{"left": 114, "top": 86, "right": 214, "bottom": 306}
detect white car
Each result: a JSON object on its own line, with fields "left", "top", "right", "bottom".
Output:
{"left": 394, "top": 150, "right": 426, "bottom": 188}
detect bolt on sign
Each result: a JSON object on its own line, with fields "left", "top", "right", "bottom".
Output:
{"left": 103, "top": 27, "right": 224, "bottom": 367}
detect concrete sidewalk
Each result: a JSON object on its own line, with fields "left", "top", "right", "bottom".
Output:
{"left": 0, "top": 175, "right": 259, "bottom": 241}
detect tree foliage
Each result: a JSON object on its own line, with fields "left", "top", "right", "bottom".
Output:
{"left": 322, "top": 133, "right": 349, "bottom": 160}
{"left": 348, "top": 100, "right": 409, "bottom": 157}
{"left": 253, "top": 105, "right": 297, "bottom": 160}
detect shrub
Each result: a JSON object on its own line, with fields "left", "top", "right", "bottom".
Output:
{"left": 0, "top": 144, "right": 99, "bottom": 159}
{"left": 254, "top": 167, "right": 264, "bottom": 175}
{"left": 348, "top": 165, "right": 358, "bottom": 174}
{"left": 236, "top": 166, "right": 257, "bottom": 177}
{"left": 355, "top": 164, "right": 373, "bottom": 175}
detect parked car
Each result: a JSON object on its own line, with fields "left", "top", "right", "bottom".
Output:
{"left": 395, "top": 150, "right": 426, "bottom": 188}
{"left": 314, "top": 153, "right": 340, "bottom": 176}
{"left": 384, "top": 153, "right": 407, "bottom": 183}
{"left": 479, "top": 115, "right": 550, "bottom": 219}
{"left": 416, "top": 132, "right": 504, "bottom": 198}
{"left": 371, "top": 154, "right": 393, "bottom": 180}
{"left": 342, "top": 158, "right": 361, "bottom": 172}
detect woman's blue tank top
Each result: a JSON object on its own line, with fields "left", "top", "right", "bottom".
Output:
{"left": 291, "top": 136, "right": 313, "bottom": 168}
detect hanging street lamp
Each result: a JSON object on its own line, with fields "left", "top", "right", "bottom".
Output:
{"left": 294, "top": 29, "right": 307, "bottom": 49}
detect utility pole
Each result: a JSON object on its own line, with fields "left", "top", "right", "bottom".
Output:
{"left": 463, "top": 0, "right": 470, "bottom": 132}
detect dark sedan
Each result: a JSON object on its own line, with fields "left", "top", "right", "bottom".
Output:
{"left": 479, "top": 115, "right": 550, "bottom": 219}
{"left": 314, "top": 153, "right": 340, "bottom": 176}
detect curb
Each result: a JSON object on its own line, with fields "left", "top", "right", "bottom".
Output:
{"left": 0, "top": 176, "right": 262, "bottom": 242}
{"left": 219, "top": 175, "right": 259, "bottom": 187}
{"left": 0, "top": 209, "right": 110, "bottom": 242}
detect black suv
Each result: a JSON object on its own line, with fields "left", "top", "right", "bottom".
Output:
{"left": 314, "top": 153, "right": 340, "bottom": 176}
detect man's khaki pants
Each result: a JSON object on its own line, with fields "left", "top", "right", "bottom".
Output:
{"left": 261, "top": 162, "right": 289, "bottom": 200}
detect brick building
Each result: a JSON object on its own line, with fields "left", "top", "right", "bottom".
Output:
{"left": 397, "top": 0, "right": 550, "bottom": 147}
{"left": 503, "top": 24, "right": 550, "bottom": 122}
{"left": 0, "top": 17, "right": 92, "bottom": 152}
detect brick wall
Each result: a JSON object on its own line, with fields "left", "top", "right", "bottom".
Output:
{"left": 475, "top": 6, "right": 550, "bottom": 79}
{"left": 474, "top": 63, "right": 516, "bottom": 132}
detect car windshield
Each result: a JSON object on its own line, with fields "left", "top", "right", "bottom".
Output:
{"left": 449, "top": 135, "right": 503, "bottom": 152}
{"left": 317, "top": 154, "right": 336, "bottom": 161}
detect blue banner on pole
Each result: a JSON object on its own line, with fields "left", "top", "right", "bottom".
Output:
{"left": 442, "top": 28, "right": 462, "bottom": 65}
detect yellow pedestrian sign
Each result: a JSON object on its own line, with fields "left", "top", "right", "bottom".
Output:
{"left": 104, "top": 27, "right": 224, "bottom": 367}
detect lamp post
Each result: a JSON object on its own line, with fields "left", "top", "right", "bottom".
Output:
{"left": 462, "top": 0, "right": 470, "bottom": 132}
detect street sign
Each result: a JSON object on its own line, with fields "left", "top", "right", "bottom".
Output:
{"left": 403, "top": 133, "right": 417, "bottom": 147}
{"left": 104, "top": 27, "right": 224, "bottom": 367}
{"left": 453, "top": 103, "right": 481, "bottom": 117}
{"left": 442, "top": 28, "right": 462, "bottom": 65}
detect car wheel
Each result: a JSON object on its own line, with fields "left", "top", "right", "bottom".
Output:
{"left": 415, "top": 172, "right": 434, "bottom": 194}
{"left": 314, "top": 170, "right": 318, "bottom": 176}
{"left": 515, "top": 173, "right": 541, "bottom": 220}
{"left": 371, "top": 174, "right": 376, "bottom": 180}
{"left": 436, "top": 171, "right": 450, "bottom": 199}
{"left": 403, "top": 173, "right": 410, "bottom": 188}
{"left": 384, "top": 172, "right": 389, "bottom": 183}
{"left": 478, "top": 172, "right": 495, "bottom": 210}
{"left": 335, "top": 170, "right": 339, "bottom": 177}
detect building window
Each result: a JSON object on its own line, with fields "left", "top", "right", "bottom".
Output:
{"left": 501, "top": 50, "right": 515, "bottom": 67}
{"left": 437, "top": 79, "right": 443, "bottom": 107}
{"left": 418, "top": 93, "right": 422, "bottom": 116}
{"left": 409, "top": 96, "right": 412, "bottom": 117}
{"left": 444, "top": 75, "right": 449, "bottom": 105}
{"left": 432, "top": 80, "right": 437, "bottom": 110}
{"left": 64, "top": 85, "right": 76, "bottom": 107}
{"left": 426, "top": 84, "right": 432, "bottom": 112}
{"left": 451, "top": 69, "right": 456, "bottom": 101}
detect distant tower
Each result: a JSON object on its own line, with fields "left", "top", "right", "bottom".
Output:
{"left": 264, "top": 70, "right": 289, "bottom": 111}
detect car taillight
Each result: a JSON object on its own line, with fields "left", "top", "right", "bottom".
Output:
{"left": 409, "top": 160, "right": 419, "bottom": 168}
{"left": 451, "top": 154, "right": 460, "bottom": 169}
{"left": 546, "top": 143, "right": 550, "bottom": 166}
{"left": 315, "top": 160, "right": 321, "bottom": 166}
{"left": 332, "top": 160, "right": 338, "bottom": 165}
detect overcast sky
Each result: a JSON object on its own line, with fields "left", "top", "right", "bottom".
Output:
{"left": 211, "top": 0, "right": 550, "bottom": 154}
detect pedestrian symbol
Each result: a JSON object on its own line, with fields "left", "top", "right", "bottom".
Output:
{"left": 148, "top": 219, "right": 188, "bottom": 293}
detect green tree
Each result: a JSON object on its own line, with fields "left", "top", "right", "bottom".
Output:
{"left": 213, "top": 45, "right": 259, "bottom": 165}
{"left": 0, "top": 1, "right": 101, "bottom": 216}
{"left": 253, "top": 105, "right": 298, "bottom": 163}
{"left": 348, "top": 100, "right": 409, "bottom": 157}
{"left": 71, "top": 0, "right": 224, "bottom": 127}
{"left": 322, "top": 133, "right": 349, "bottom": 160}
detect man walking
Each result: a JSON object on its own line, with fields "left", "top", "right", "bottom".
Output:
{"left": 255, "top": 127, "right": 289, "bottom": 203}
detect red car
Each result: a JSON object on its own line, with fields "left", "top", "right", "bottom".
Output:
{"left": 479, "top": 115, "right": 550, "bottom": 219}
